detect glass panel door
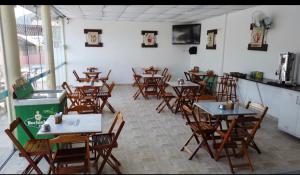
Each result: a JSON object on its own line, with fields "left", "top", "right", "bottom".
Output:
{"left": 0, "top": 15, "right": 14, "bottom": 168}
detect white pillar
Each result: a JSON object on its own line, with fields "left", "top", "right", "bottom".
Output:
{"left": 41, "top": 5, "right": 56, "bottom": 90}
{"left": 0, "top": 5, "right": 21, "bottom": 121}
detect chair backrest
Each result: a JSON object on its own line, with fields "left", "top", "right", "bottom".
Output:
{"left": 77, "top": 86, "right": 99, "bottom": 97}
{"left": 62, "top": 82, "right": 73, "bottom": 95}
{"left": 5, "top": 118, "right": 35, "bottom": 155}
{"left": 107, "top": 81, "right": 115, "bottom": 95}
{"left": 184, "top": 72, "right": 191, "bottom": 81}
{"left": 161, "top": 68, "right": 168, "bottom": 76}
{"left": 67, "top": 104, "right": 96, "bottom": 114}
{"left": 73, "top": 70, "right": 80, "bottom": 80}
{"left": 48, "top": 134, "right": 90, "bottom": 173}
{"left": 133, "top": 74, "right": 143, "bottom": 85}
{"left": 107, "top": 112, "right": 125, "bottom": 145}
{"left": 132, "top": 68, "right": 137, "bottom": 76}
{"left": 106, "top": 69, "right": 112, "bottom": 79}
{"left": 197, "top": 95, "right": 218, "bottom": 102}
{"left": 245, "top": 101, "right": 268, "bottom": 123}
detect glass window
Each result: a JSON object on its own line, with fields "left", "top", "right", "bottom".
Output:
{"left": 51, "top": 8, "right": 66, "bottom": 89}
{"left": 14, "top": 5, "right": 47, "bottom": 90}
{"left": 0, "top": 9, "right": 14, "bottom": 168}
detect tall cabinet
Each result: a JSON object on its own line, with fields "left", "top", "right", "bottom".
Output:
{"left": 278, "top": 89, "right": 300, "bottom": 137}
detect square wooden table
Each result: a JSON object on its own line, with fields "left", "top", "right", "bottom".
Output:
{"left": 37, "top": 114, "right": 102, "bottom": 136}
{"left": 140, "top": 74, "right": 164, "bottom": 99}
{"left": 83, "top": 71, "right": 101, "bottom": 79}
{"left": 193, "top": 101, "right": 258, "bottom": 161}
{"left": 167, "top": 81, "right": 200, "bottom": 114}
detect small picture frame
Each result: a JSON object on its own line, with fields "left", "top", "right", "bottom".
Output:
{"left": 84, "top": 29, "right": 103, "bottom": 47}
{"left": 248, "top": 23, "right": 268, "bottom": 51}
{"left": 141, "top": 30, "right": 158, "bottom": 48}
{"left": 206, "top": 29, "right": 217, "bottom": 49}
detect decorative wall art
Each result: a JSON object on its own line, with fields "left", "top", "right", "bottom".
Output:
{"left": 206, "top": 29, "right": 217, "bottom": 49}
{"left": 141, "top": 30, "right": 158, "bottom": 48}
{"left": 84, "top": 29, "right": 103, "bottom": 47}
{"left": 247, "top": 23, "right": 268, "bottom": 51}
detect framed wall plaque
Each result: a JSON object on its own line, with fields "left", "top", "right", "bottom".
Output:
{"left": 141, "top": 30, "right": 158, "bottom": 48}
{"left": 84, "top": 29, "right": 103, "bottom": 47}
{"left": 248, "top": 23, "right": 268, "bottom": 51}
{"left": 206, "top": 29, "right": 217, "bottom": 49}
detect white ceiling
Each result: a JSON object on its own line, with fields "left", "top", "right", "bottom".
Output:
{"left": 54, "top": 5, "right": 256, "bottom": 23}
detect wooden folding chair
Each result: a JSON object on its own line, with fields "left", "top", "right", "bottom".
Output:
{"left": 161, "top": 68, "right": 168, "bottom": 76}
{"left": 67, "top": 104, "right": 97, "bottom": 114}
{"left": 62, "top": 82, "right": 80, "bottom": 109}
{"left": 132, "top": 68, "right": 138, "bottom": 87}
{"left": 99, "top": 69, "right": 111, "bottom": 87}
{"left": 214, "top": 118, "right": 255, "bottom": 173}
{"left": 157, "top": 73, "right": 172, "bottom": 99}
{"left": 90, "top": 112, "right": 125, "bottom": 174}
{"left": 73, "top": 70, "right": 89, "bottom": 82}
{"left": 77, "top": 85, "right": 99, "bottom": 107}
{"left": 48, "top": 134, "right": 90, "bottom": 174}
{"left": 5, "top": 118, "right": 51, "bottom": 174}
{"left": 156, "top": 76, "right": 175, "bottom": 113}
{"left": 180, "top": 105, "right": 219, "bottom": 160}
{"left": 97, "top": 82, "right": 116, "bottom": 113}
{"left": 133, "top": 74, "right": 146, "bottom": 100}
{"left": 184, "top": 71, "right": 192, "bottom": 81}
{"left": 239, "top": 101, "right": 268, "bottom": 154}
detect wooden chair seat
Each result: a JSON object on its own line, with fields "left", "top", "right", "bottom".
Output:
{"left": 6, "top": 118, "right": 51, "bottom": 174}
{"left": 97, "top": 91, "right": 110, "bottom": 97}
{"left": 21, "top": 139, "right": 50, "bottom": 156}
{"left": 91, "top": 112, "right": 125, "bottom": 174}
{"left": 48, "top": 135, "right": 90, "bottom": 174}
{"left": 53, "top": 147, "right": 86, "bottom": 164}
{"left": 163, "top": 92, "right": 175, "bottom": 97}
{"left": 189, "top": 122, "right": 215, "bottom": 133}
{"left": 91, "top": 133, "right": 118, "bottom": 148}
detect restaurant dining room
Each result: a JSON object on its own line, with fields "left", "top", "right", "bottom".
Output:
{"left": 0, "top": 4, "right": 300, "bottom": 174}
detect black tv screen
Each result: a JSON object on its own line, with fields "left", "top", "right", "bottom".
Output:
{"left": 172, "top": 24, "right": 201, "bottom": 44}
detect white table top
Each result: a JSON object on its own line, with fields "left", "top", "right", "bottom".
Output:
{"left": 167, "top": 81, "right": 199, "bottom": 87}
{"left": 37, "top": 114, "right": 102, "bottom": 136}
{"left": 140, "top": 74, "right": 164, "bottom": 78}
{"left": 72, "top": 81, "right": 103, "bottom": 87}
{"left": 194, "top": 101, "right": 257, "bottom": 117}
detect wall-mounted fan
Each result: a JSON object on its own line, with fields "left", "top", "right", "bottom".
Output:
{"left": 252, "top": 10, "right": 273, "bottom": 29}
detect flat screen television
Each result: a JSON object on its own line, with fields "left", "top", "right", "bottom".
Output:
{"left": 172, "top": 24, "right": 201, "bottom": 44}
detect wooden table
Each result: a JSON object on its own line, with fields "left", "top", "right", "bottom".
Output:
{"left": 83, "top": 71, "right": 101, "bottom": 79}
{"left": 140, "top": 74, "right": 164, "bottom": 98}
{"left": 142, "top": 68, "right": 160, "bottom": 74}
{"left": 73, "top": 80, "right": 103, "bottom": 87}
{"left": 167, "top": 81, "right": 199, "bottom": 114}
{"left": 189, "top": 71, "right": 206, "bottom": 81}
{"left": 193, "top": 101, "right": 258, "bottom": 161}
{"left": 87, "top": 67, "right": 98, "bottom": 72}
{"left": 37, "top": 114, "right": 102, "bottom": 136}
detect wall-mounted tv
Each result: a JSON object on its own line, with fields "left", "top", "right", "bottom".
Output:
{"left": 172, "top": 24, "right": 201, "bottom": 45}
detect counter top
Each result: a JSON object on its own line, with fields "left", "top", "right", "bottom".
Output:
{"left": 232, "top": 75, "right": 300, "bottom": 92}
{"left": 13, "top": 90, "right": 66, "bottom": 106}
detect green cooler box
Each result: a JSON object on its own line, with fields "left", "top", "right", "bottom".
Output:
{"left": 13, "top": 87, "right": 66, "bottom": 146}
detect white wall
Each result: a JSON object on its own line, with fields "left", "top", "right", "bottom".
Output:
{"left": 190, "top": 14, "right": 226, "bottom": 75}
{"left": 64, "top": 19, "right": 190, "bottom": 84}
{"left": 190, "top": 5, "right": 300, "bottom": 82}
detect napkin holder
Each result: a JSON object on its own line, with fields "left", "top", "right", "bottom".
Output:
{"left": 177, "top": 78, "right": 185, "bottom": 85}
{"left": 54, "top": 112, "right": 62, "bottom": 124}
{"left": 226, "top": 100, "right": 234, "bottom": 110}
{"left": 41, "top": 124, "right": 50, "bottom": 132}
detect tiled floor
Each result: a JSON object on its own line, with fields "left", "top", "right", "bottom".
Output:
{"left": 1, "top": 85, "right": 300, "bottom": 174}
{"left": 0, "top": 103, "right": 14, "bottom": 168}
